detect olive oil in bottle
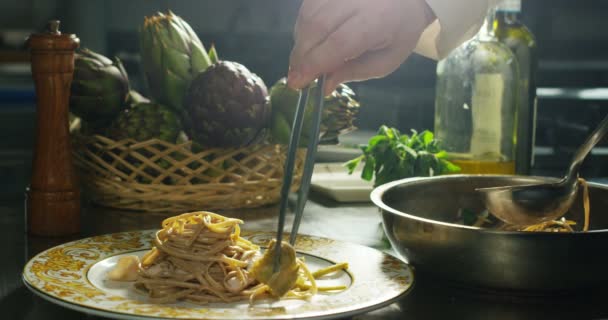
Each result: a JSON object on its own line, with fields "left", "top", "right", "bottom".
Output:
{"left": 449, "top": 159, "right": 515, "bottom": 174}
{"left": 434, "top": 9, "right": 519, "bottom": 175}
{"left": 494, "top": 0, "right": 538, "bottom": 175}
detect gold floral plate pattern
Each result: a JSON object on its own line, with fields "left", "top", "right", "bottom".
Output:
{"left": 23, "top": 230, "right": 413, "bottom": 320}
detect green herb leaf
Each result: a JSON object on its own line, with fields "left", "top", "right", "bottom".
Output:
{"left": 367, "top": 135, "right": 388, "bottom": 149}
{"left": 344, "top": 156, "right": 362, "bottom": 174}
{"left": 461, "top": 208, "right": 479, "bottom": 226}
{"left": 345, "top": 126, "right": 459, "bottom": 187}
{"left": 439, "top": 159, "right": 461, "bottom": 174}
{"left": 396, "top": 143, "right": 418, "bottom": 159}
{"left": 434, "top": 150, "right": 448, "bottom": 159}
{"left": 415, "top": 151, "right": 437, "bottom": 177}
{"left": 378, "top": 125, "right": 391, "bottom": 137}
{"left": 361, "top": 157, "right": 375, "bottom": 181}
{"left": 420, "top": 130, "right": 434, "bottom": 146}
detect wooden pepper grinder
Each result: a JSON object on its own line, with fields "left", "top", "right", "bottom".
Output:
{"left": 26, "top": 20, "right": 81, "bottom": 236}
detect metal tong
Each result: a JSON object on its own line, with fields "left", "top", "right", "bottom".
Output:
{"left": 273, "top": 75, "right": 326, "bottom": 272}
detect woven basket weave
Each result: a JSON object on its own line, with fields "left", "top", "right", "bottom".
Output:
{"left": 71, "top": 134, "right": 304, "bottom": 212}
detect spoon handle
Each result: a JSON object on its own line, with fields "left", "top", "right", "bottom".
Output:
{"left": 567, "top": 114, "right": 608, "bottom": 181}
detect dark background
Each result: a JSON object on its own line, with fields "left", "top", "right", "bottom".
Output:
{"left": 1, "top": 0, "right": 608, "bottom": 199}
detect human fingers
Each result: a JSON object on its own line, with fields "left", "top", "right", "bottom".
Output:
{"left": 297, "top": 0, "right": 329, "bottom": 20}
{"left": 292, "top": 0, "right": 357, "bottom": 65}
{"left": 323, "top": 46, "right": 413, "bottom": 95}
{"left": 293, "top": 0, "right": 332, "bottom": 41}
{"left": 289, "top": 14, "right": 382, "bottom": 90}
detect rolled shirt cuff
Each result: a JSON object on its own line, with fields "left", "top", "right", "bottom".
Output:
{"left": 415, "top": 0, "right": 499, "bottom": 60}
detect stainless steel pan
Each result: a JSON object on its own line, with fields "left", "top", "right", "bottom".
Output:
{"left": 372, "top": 175, "right": 608, "bottom": 292}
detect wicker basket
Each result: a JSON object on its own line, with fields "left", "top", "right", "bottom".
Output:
{"left": 71, "top": 134, "right": 305, "bottom": 212}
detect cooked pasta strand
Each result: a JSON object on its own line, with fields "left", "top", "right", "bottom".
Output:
{"left": 312, "top": 262, "right": 349, "bottom": 278}
{"left": 580, "top": 177, "right": 590, "bottom": 232}
{"left": 132, "top": 211, "right": 348, "bottom": 305}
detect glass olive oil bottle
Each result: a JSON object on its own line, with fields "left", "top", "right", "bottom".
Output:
{"left": 434, "top": 9, "right": 519, "bottom": 174}
{"left": 494, "top": 0, "right": 538, "bottom": 175}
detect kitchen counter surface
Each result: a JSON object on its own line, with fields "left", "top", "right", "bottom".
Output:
{"left": 2, "top": 189, "right": 608, "bottom": 319}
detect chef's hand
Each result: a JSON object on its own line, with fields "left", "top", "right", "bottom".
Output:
{"left": 288, "top": 0, "right": 436, "bottom": 94}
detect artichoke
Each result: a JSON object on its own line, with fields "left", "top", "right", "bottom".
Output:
{"left": 184, "top": 61, "right": 270, "bottom": 147}
{"left": 140, "top": 11, "right": 212, "bottom": 112}
{"left": 107, "top": 100, "right": 182, "bottom": 143}
{"left": 250, "top": 240, "right": 299, "bottom": 297}
{"left": 70, "top": 48, "right": 130, "bottom": 132}
{"left": 125, "top": 89, "right": 151, "bottom": 105}
{"left": 269, "top": 78, "right": 360, "bottom": 146}
{"left": 208, "top": 44, "right": 219, "bottom": 64}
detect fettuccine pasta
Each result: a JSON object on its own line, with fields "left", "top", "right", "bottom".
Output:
{"left": 110, "top": 211, "right": 348, "bottom": 304}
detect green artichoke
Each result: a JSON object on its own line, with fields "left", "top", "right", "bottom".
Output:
{"left": 125, "top": 89, "right": 150, "bottom": 105}
{"left": 269, "top": 78, "right": 360, "bottom": 146}
{"left": 140, "top": 11, "right": 212, "bottom": 112}
{"left": 107, "top": 100, "right": 182, "bottom": 143}
{"left": 70, "top": 48, "right": 130, "bottom": 132}
{"left": 184, "top": 61, "right": 270, "bottom": 147}
{"left": 208, "top": 44, "right": 219, "bottom": 64}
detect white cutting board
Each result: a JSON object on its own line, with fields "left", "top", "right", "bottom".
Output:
{"left": 311, "top": 163, "right": 374, "bottom": 203}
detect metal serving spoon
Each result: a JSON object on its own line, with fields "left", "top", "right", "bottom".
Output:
{"left": 477, "top": 114, "right": 608, "bottom": 227}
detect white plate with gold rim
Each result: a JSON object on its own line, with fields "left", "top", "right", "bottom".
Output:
{"left": 22, "top": 230, "right": 413, "bottom": 320}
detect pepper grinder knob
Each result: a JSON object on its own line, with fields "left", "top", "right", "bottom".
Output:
{"left": 48, "top": 20, "right": 61, "bottom": 34}
{"left": 25, "top": 20, "right": 81, "bottom": 236}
